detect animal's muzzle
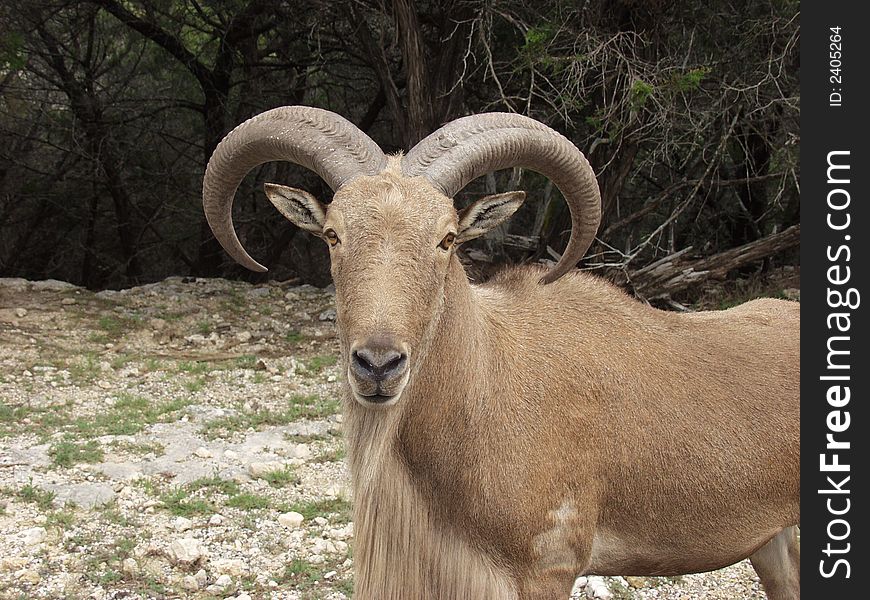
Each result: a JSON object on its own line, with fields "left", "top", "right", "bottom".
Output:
{"left": 349, "top": 335, "right": 409, "bottom": 403}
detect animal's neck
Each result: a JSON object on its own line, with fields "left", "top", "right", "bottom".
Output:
{"left": 343, "top": 260, "right": 515, "bottom": 599}
{"left": 415, "top": 258, "right": 488, "bottom": 391}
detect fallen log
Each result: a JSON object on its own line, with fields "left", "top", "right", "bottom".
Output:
{"left": 616, "top": 224, "right": 800, "bottom": 300}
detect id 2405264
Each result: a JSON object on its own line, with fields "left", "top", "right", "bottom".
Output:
{"left": 830, "top": 26, "right": 843, "bottom": 107}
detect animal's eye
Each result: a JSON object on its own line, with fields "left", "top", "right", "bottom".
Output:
{"left": 438, "top": 232, "right": 456, "bottom": 251}
{"left": 324, "top": 229, "right": 340, "bottom": 247}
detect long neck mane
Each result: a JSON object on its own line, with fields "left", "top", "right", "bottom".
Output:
{"left": 342, "top": 259, "right": 517, "bottom": 600}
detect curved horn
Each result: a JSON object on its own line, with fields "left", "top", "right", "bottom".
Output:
{"left": 402, "top": 114, "right": 600, "bottom": 284}
{"left": 203, "top": 106, "right": 387, "bottom": 272}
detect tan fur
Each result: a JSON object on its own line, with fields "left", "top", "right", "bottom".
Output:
{"left": 347, "top": 407, "right": 519, "bottom": 599}
{"left": 289, "top": 161, "right": 800, "bottom": 599}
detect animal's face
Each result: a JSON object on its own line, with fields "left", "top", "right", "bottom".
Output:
{"left": 265, "top": 169, "right": 524, "bottom": 408}
{"left": 204, "top": 111, "right": 601, "bottom": 402}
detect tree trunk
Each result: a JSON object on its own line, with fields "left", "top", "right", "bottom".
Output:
{"left": 35, "top": 19, "right": 142, "bottom": 283}
{"left": 80, "top": 190, "right": 100, "bottom": 288}
{"left": 393, "top": 0, "right": 432, "bottom": 145}
{"left": 195, "top": 90, "right": 231, "bottom": 277}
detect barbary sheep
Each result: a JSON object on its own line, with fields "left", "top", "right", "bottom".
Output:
{"left": 202, "top": 106, "right": 799, "bottom": 600}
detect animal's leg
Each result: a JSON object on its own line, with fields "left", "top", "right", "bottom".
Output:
{"left": 750, "top": 525, "right": 800, "bottom": 600}
{"left": 517, "top": 570, "right": 577, "bottom": 600}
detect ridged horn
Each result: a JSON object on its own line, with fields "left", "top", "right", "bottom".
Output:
{"left": 402, "top": 113, "right": 600, "bottom": 283}
{"left": 203, "top": 106, "right": 387, "bottom": 272}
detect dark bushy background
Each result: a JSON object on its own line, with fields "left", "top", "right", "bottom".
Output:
{"left": 0, "top": 0, "right": 799, "bottom": 299}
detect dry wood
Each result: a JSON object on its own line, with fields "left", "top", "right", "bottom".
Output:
{"left": 616, "top": 224, "right": 800, "bottom": 299}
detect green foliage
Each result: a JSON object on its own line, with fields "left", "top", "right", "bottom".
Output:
{"left": 47, "top": 509, "right": 76, "bottom": 528}
{"left": 606, "top": 577, "right": 635, "bottom": 600}
{"left": 0, "top": 31, "right": 26, "bottom": 71}
{"left": 71, "top": 392, "right": 189, "bottom": 437}
{"left": 100, "top": 502, "right": 134, "bottom": 527}
{"left": 671, "top": 67, "right": 711, "bottom": 92}
{"left": 262, "top": 466, "right": 299, "bottom": 488}
{"left": 226, "top": 492, "right": 271, "bottom": 510}
{"left": 111, "top": 353, "right": 134, "bottom": 370}
{"left": 282, "top": 558, "right": 324, "bottom": 588}
{"left": 630, "top": 80, "right": 655, "bottom": 110}
{"left": 15, "top": 483, "right": 56, "bottom": 510}
{"left": 335, "top": 576, "right": 355, "bottom": 596}
{"left": 522, "top": 24, "right": 556, "bottom": 56}
{"left": 176, "top": 360, "right": 211, "bottom": 375}
{"left": 0, "top": 402, "right": 29, "bottom": 430}
{"left": 314, "top": 446, "right": 347, "bottom": 464}
{"left": 81, "top": 536, "right": 138, "bottom": 587}
{"left": 285, "top": 330, "right": 305, "bottom": 344}
{"left": 97, "top": 314, "right": 138, "bottom": 336}
{"left": 134, "top": 477, "right": 160, "bottom": 497}
{"left": 0, "top": 0, "right": 800, "bottom": 301}
{"left": 159, "top": 474, "right": 283, "bottom": 515}
{"left": 69, "top": 353, "right": 101, "bottom": 384}
{"left": 49, "top": 438, "right": 104, "bottom": 467}
{"left": 281, "top": 555, "right": 353, "bottom": 596}
{"left": 109, "top": 439, "right": 166, "bottom": 456}
{"left": 159, "top": 488, "right": 215, "bottom": 516}
{"left": 285, "top": 497, "right": 352, "bottom": 524}
{"left": 234, "top": 355, "right": 259, "bottom": 369}
{"left": 186, "top": 474, "right": 241, "bottom": 496}
{"left": 184, "top": 376, "right": 207, "bottom": 393}
{"left": 301, "top": 354, "right": 338, "bottom": 376}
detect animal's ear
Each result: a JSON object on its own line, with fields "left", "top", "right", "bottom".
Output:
{"left": 263, "top": 183, "right": 326, "bottom": 234}
{"left": 456, "top": 191, "right": 526, "bottom": 244}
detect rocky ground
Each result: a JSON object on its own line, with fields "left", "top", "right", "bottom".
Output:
{"left": 0, "top": 276, "right": 771, "bottom": 599}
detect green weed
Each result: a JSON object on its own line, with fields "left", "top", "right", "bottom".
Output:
{"left": 16, "top": 483, "right": 56, "bottom": 510}
{"left": 159, "top": 488, "right": 215, "bottom": 517}
{"left": 49, "top": 439, "right": 104, "bottom": 467}
{"left": 201, "top": 394, "right": 339, "bottom": 439}
{"left": 314, "top": 446, "right": 347, "bottom": 464}
{"left": 226, "top": 492, "right": 271, "bottom": 510}
{"left": 186, "top": 475, "right": 240, "bottom": 497}
{"left": 301, "top": 355, "right": 338, "bottom": 376}
{"left": 284, "top": 497, "right": 351, "bottom": 524}
{"left": 261, "top": 466, "right": 299, "bottom": 488}
{"left": 285, "top": 330, "right": 305, "bottom": 344}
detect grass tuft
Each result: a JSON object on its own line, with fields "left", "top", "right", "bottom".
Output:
{"left": 49, "top": 438, "right": 104, "bottom": 467}
{"left": 201, "top": 394, "right": 340, "bottom": 439}
{"left": 283, "top": 497, "right": 351, "bottom": 524}
{"left": 314, "top": 446, "right": 347, "bottom": 464}
{"left": 159, "top": 488, "right": 215, "bottom": 517}
{"left": 261, "top": 466, "right": 299, "bottom": 488}
{"left": 226, "top": 492, "right": 271, "bottom": 510}
{"left": 301, "top": 354, "right": 338, "bottom": 376}
{"left": 15, "top": 483, "right": 57, "bottom": 510}
{"left": 186, "top": 474, "right": 241, "bottom": 496}
{"left": 285, "top": 330, "right": 305, "bottom": 344}
{"left": 282, "top": 558, "right": 323, "bottom": 588}
{"left": 47, "top": 509, "right": 76, "bottom": 528}
{"left": 71, "top": 392, "right": 189, "bottom": 438}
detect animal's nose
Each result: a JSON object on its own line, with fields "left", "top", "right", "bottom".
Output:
{"left": 351, "top": 340, "right": 408, "bottom": 384}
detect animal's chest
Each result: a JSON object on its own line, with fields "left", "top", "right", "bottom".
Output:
{"left": 353, "top": 449, "right": 520, "bottom": 599}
